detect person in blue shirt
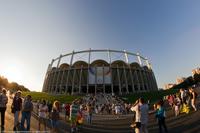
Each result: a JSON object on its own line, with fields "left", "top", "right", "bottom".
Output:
{"left": 155, "top": 101, "right": 168, "bottom": 133}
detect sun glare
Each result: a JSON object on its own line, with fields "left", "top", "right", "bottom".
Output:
{"left": 1, "top": 60, "right": 23, "bottom": 83}
{"left": 2, "top": 65, "right": 23, "bottom": 83}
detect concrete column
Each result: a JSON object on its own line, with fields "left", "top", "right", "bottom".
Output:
{"left": 51, "top": 71, "right": 57, "bottom": 93}
{"left": 117, "top": 65, "right": 122, "bottom": 95}
{"left": 139, "top": 69, "right": 145, "bottom": 92}
{"left": 152, "top": 72, "right": 158, "bottom": 90}
{"left": 108, "top": 49, "right": 113, "bottom": 94}
{"left": 55, "top": 70, "right": 62, "bottom": 94}
{"left": 137, "top": 53, "right": 142, "bottom": 66}
{"left": 123, "top": 65, "right": 129, "bottom": 94}
{"left": 71, "top": 69, "right": 76, "bottom": 95}
{"left": 55, "top": 55, "right": 62, "bottom": 93}
{"left": 65, "top": 69, "right": 70, "bottom": 94}
{"left": 57, "top": 55, "right": 62, "bottom": 68}
{"left": 129, "top": 68, "right": 135, "bottom": 93}
{"left": 79, "top": 66, "right": 83, "bottom": 94}
{"left": 95, "top": 66, "right": 97, "bottom": 95}
{"left": 60, "top": 69, "right": 66, "bottom": 93}
{"left": 87, "top": 48, "right": 91, "bottom": 94}
{"left": 145, "top": 58, "right": 151, "bottom": 70}
{"left": 134, "top": 70, "right": 140, "bottom": 92}
{"left": 103, "top": 65, "right": 105, "bottom": 94}
{"left": 124, "top": 50, "right": 129, "bottom": 64}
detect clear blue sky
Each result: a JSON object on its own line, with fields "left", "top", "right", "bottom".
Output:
{"left": 0, "top": 0, "right": 199, "bottom": 91}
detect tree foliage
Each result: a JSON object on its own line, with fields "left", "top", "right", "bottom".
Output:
{"left": 172, "top": 73, "right": 200, "bottom": 90}
{"left": 0, "top": 75, "right": 30, "bottom": 93}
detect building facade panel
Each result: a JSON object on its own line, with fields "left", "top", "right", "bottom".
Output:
{"left": 42, "top": 49, "right": 158, "bottom": 95}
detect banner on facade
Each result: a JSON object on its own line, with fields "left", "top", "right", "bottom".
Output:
{"left": 89, "top": 67, "right": 111, "bottom": 84}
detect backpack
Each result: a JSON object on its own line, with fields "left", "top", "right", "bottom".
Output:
{"left": 23, "top": 100, "right": 33, "bottom": 112}
{"left": 0, "top": 94, "right": 7, "bottom": 107}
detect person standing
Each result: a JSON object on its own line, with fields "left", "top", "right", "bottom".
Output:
{"left": 179, "top": 88, "right": 186, "bottom": 104}
{"left": 20, "top": 95, "right": 33, "bottom": 131}
{"left": 86, "top": 103, "right": 93, "bottom": 124}
{"left": 51, "top": 100, "right": 60, "bottom": 133}
{"left": 12, "top": 91, "right": 22, "bottom": 131}
{"left": 70, "top": 101, "right": 79, "bottom": 133}
{"left": 189, "top": 87, "right": 197, "bottom": 111}
{"left": 47, "top": 101, "right": 53, "bottom": 114}
{"left": 155, "top": 101, "right": 168, "bottom": 133}
{"left": 0, "top": 88, "right": 8, "bottom": 130}
{"left": 130, "top": 99, "right": 141, "bottom": 133}
{"left": 64, "top": 103, "right": 70, "bottom": 121}
{"left": 38, "top": 100, "right": 48, "bottom": 131}
{"left": 139, "top": 98, "right": 149, "bottom": 133}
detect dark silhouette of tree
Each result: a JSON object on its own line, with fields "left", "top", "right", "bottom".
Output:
{"left": 171, "top": 74, "right": 200, "bottom": 90}
{"left": 193, "top": 73, "right": 200, "bottom": 83}
{"left": 0, "top": 75, "right": 30, "bottom": 93}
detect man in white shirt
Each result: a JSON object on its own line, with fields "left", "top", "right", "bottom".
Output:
{"left": 131, "top": 99, "right": 141, "bottom": 133}
{"left": 131, "top": 98, "right": 149, "bottom": 133}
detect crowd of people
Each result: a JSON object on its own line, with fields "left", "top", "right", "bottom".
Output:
{"left": 0, "top": 85, "right": 198, "bottom": 133}
{"left": 130, "top": 86, "right": 199, "bottom": 133}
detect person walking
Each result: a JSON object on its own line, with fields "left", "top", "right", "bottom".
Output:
{"left": 20, "top": 95, "right": 33, "bottom": 131}
{"left": 38, "top": 100, "right": 48, "bottom": 131}
{"left": 12, "top": 91, "right": 22, "bottom": 131}
{"left": 0, "top": 88, "right": 8, "bottom": 130}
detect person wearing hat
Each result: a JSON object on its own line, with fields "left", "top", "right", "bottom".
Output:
{"left": 0, "top": 88, "right": 8, "bottom": 130}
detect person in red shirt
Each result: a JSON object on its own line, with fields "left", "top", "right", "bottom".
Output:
{"left": 65, "top": 103, "right": 70, "bottom": 121}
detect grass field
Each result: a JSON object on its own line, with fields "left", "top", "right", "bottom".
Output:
{"left": 22, "top": 89, "right": 178, "bottom": 104}
{"left": 121, "top": 89, "right": 179, "bottom": 104}
{"left": 22, "top": 92, "right": 82, "bottom": 104}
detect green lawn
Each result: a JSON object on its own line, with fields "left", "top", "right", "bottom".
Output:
{"left": 121, "top": 89, "right": 179, "bottom": 104}
{"left": 22, "top": 89, "right": 178, "bottom": 104}
{"left": 22, "top": 92, "right": 81, "bottom": 104}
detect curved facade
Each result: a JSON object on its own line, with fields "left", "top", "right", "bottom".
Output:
{"left": 42, "top": 49, "right": 158, "bottom": 95}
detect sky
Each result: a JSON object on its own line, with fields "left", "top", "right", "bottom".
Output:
{"left": 0, "top": 0, "right": 199, "bottom": 91}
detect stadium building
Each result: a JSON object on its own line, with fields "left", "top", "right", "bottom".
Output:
{"left": 42, "top": 49, "right": 158, "bottom": 95}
